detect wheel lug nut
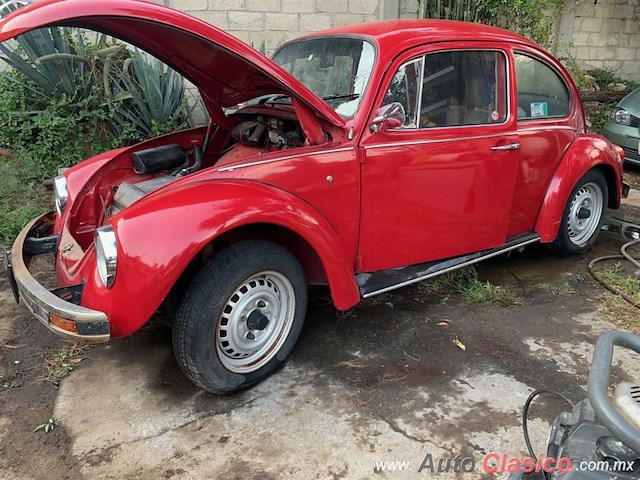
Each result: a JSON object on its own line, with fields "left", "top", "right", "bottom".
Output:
{"left": 257, "top": 300, "right": 266, "bottom": 308}
{"left": 246, "top": 332, "right": 255, "bottom": 340}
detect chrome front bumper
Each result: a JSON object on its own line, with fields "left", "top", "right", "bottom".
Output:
{"left": 6, "top": 213, "right": 110, "bottom": 342}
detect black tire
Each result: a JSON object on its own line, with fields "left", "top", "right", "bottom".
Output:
{"left": 548, "top": 170, "right": 608, "bottom": 256}
{"left": 172, "top": 241, "right": 307, "bottom": 394}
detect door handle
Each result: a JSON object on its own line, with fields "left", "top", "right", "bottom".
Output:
{"left": 491, "top": 142, "right": 520, "bottom": 151}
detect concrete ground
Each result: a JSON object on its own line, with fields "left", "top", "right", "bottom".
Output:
{"left": 52, "top": 290, "right": 640, "bottom": 480}
{"left": 1, "top": 189, "right": 640, "bottom": 479}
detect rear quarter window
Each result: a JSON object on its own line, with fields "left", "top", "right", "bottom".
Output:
{"left": 515, "top": 53, "right": 570, "bottom": 120}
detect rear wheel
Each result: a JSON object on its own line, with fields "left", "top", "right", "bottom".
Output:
{"left": 172, "top": 241, "right": 307, "bottom": 393}
{"left": 549, "top": 170, "right": 608, "bottom": 256}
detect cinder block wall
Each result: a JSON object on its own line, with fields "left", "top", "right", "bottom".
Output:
{"left": 399, "top": 0, "right": 419, "bottom": 19}
{"left": 166, "top": 0, "right": 385, "bottom": 55}
{"left": 165, "top": 0, "right": 640, "bottom": 82}
{"left": 558, "top": 0, "right": 640, "bottom": 81}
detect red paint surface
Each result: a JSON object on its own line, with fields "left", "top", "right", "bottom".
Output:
{"left": 3, "top": 1, "right": 623, "bottom": 337}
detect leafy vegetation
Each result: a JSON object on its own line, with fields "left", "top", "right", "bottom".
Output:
{"left": 0, "top": 373, "right": 12, "bottom": 388}
{"left": 584, "top": 67, "right": 640, "bottom": 92}
{"left": 599, "top": 264, "right": 640, "bottom": 304}
{"left": 46, "top": 344, "right": 87, "bottom": 383}
{"left": 33, "top": 418, "right": 60, "bottom": 433}
{"left": 418, "top": 0, "right": 570, "bottom": 47}
{"left": 107, "top": 49, "right": 194, "bottom": 138}
{"left": 600, "top": 293, "right": 640, "bottom": 334}
{"left": 458, "top": 276, "right": 520, "bottom": 307}
{"left": 417, "top": 266, "right": 520, "bottom": 307}
{"left": 538, "top": 282, "right": 575, "bottom": 296}
{"left": 0, "top": 24, "right": 199, "bottom": 243}
{"left": 596, "top": 264, "right": 640, "bottom": 333}
{"left": 583, "top": 102, "right": 613, "bottom": 135}
{"left": 416, "top": 267, "right": 477, "bottom": 294}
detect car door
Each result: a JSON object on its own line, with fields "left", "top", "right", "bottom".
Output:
{"left": 506, "top": 48, "right": 577, "bottom": 237}
{"left": 358, "top": 43, "right": 520, "bottom": 272}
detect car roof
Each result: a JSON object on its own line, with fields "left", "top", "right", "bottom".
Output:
{"left": 293, "top": 19, "right": 539, "bottom": 64}
{"left": 312, "top": 19, "right": 536, "bottom": 45}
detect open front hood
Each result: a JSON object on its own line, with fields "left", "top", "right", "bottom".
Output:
{"left": 0, "top": 0, "right": 345, "bottom": 128}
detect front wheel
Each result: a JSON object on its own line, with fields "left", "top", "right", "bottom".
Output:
{"left": 549, "top": 170, "right": 608, "bottom": 256}
{"left": 172, "top": 241, "right": 307, "bottom": 393}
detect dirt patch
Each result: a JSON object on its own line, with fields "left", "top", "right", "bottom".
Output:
{"left": 624, "top": 165, "right": 640, "bottom": 191}
{"left": 0, "top": 255, "right": 83, "bottom": 480}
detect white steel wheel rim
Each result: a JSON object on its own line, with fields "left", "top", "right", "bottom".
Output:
{"left": 567, "top": 182, "right": 604, "bottom": 246}
{"left": 215, "top": 271, "right": 295, "bottom": 374}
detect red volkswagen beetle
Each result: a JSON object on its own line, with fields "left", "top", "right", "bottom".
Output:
{"left": 2, "top": 0, "right": 625, "bottom": 393}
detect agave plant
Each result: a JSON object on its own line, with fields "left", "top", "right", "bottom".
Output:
{"left": 0, "top": 0, "right": 123, "bottom": 106}
{"left": 106, "top": 50, "right": 194, "bottom": 138}
{"left": 1, "top": 30, "right": 197, "bottom": 139}
{"left": 0, "top": 0, "right": 199, "bottom": 147}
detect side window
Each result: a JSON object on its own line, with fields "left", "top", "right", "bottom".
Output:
{"left": 380, "top": 50, "right": 507, "bottom": 130}
{"left": 515, "top": 53, "right": 570, "bottom": 119}
{"left": 382, "top": 57, "right": 424, "bottom": 128}
{"left": 419, "top": 50, "right": 507, "bottom": 128}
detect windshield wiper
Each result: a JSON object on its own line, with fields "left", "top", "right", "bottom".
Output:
{"left": 322, "top": 93, "right": 360, "bottom": 101}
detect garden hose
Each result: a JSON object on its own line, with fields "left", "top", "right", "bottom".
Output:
{"left": 588, "top": 239, "right": 640, "bottom": 309}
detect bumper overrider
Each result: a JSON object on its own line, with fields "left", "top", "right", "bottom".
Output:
{"left": 4, "top": 212, "right": 110, "bottom": 342}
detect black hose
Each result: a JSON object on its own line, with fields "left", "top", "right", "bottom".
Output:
{"left": 178, "top": 145, "right": 203, "bottom": 177}
{"left": 522, "top": 389, "right": 575, "bottom": 480}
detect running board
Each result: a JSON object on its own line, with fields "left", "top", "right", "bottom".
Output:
{"left": 357, "top": 233, "right": 540, "bottom": 298}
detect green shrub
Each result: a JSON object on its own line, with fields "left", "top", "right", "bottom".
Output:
{"left": 0, "top": 26, "right": 200, "bottom": 243}
{"left": 0, "top": 74, "right": 122, "bottom": 179}
{"left": 583, "top": 102, "right": 614, "bottom": 135}
{"left": 586, "top": 67, "right": 616, "bottom": 89}
{"left": 418, "top": 0, "right": 572, "bottom": 48}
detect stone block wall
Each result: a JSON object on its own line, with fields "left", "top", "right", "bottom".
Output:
{"left": 161, "top": 0, "right": 640, "bottom": 81}
{"left": 559, "top": 0, "right": 640, "bottom": 80}
{"left": 166, "top": 0, "right": 384, "bottom": 55}
{"left": 399, "top": 0, "right": 419, "bottom": 18}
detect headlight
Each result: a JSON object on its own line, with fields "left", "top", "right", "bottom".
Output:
{"left": 610, "top": 107, "right": 631, "bottom": 126}
{"left": 53, "top": 175, "right": 68, "bottom": 216}
{"left": 95, "top": 225, "right": 118, "bottom": 288}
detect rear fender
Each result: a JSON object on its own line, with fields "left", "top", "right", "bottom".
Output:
{"left": 80, "top": 180, "right": 360, "bottom": 337}
{"left": 535, "top": 135, "right": 623, "bottom": 243}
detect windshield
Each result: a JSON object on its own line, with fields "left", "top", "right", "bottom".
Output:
{"left": 272, "top": 37, "right": 375, "bottom": 119}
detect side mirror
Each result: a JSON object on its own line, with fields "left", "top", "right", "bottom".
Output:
{"left": 370, "top": 102, "right": 406, "bottom": 133}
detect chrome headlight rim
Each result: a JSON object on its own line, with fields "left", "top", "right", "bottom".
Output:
{"left": 95, "top": 225, "right": 118, "bottom": 288}
{"left": 610, "top": 107, "right": 631, "bottom": 126}
{"left": 53, "top": 175, "right": 68, "bottom": 217}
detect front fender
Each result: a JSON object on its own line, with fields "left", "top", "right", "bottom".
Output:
{"left": 57, "top": 127, "right": 206, "bottom": 236}
{"left": 535, "top": 134, "right": 623, "bottom": 243}
{"left": 54, "top": 148, "right": 127, "bottom": 235}
{"left": 81, "top": 180, "right": 360, "bottom": 337}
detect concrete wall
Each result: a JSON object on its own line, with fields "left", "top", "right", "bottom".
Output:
{"left": 557, "top": 0, "right": 640, "bottom": 80}
{"left": 165, "top": 0, "right": 640, "bottom": 81}
{"left": 399, "top": 0, "right": 419, "bottom": 18}
{"left": 166, "top": 0, "right": 388, "bottom": 55}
